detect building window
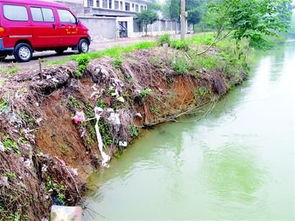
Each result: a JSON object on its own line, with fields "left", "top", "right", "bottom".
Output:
{"left": 96, "top": 0, "right": 100, "bottom": 7}
{"left": 125, "top": 2, "right": 130, "bottom": 11}
{"left": 109, "top": 0, "right": 112, "bottom": 9}
{"left": 87, "top": 0, "right": 93, "bottom": 7}
{"left": 115, "top": 1, "right": 119, "bottom": 9}
{"left": 135, "top": 4, "right": 138, "bottom": 12}
{"left": 120, "top": 1, "right": 123, "bottom": 10}
{"left": 140, "top": 5, "right": 143, "bottom": 12}
{"left": 102, "top": 0, "right": 108, "bottom": 8}
{"left": 132, "top": 3, "right": 134, "bottom": 11}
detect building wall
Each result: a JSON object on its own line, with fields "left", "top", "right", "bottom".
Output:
{"left": 84, "top": 0, "right": 148, "bottom": 17}
{"left": 78, "top": 16, "right": 117, "bottom": 40}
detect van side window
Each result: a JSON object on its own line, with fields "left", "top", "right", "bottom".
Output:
{"left": 31, "top": 7, "right": 55, "bottom": 22}
{"left": 57, "top": 9, "right": 76, "bottom": 24}
{"left": 31, "top": 8, "right": 43, "bottom": 22}
{"left": 3, "top": 5, "right": 28, "bottom": 21}
{"left": 42, "top": 8, "right": 54, "bottom": 22}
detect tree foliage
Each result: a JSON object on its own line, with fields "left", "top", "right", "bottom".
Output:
{"left": 137, "top": 4, "right": 159, "bottom": 35}
{"left": 163, "top": 0, "right": 209, "bottom": 24}
{"left": 206, "top": 0, "right": 293, "bottom": 46}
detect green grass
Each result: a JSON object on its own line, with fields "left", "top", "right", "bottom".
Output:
{"left": 48, "top": 41, "right": 156, "bottom": 65}
{"left": 188, "top": 32, "right": 215, "bottom": 46}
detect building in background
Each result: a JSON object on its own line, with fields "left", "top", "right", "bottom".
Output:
{"left": 45, "top": 0, "right": 180, "bottom": 40}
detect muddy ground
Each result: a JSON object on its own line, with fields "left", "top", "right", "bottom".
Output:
{"left": 0, "top": 45, "right": 247, "bottom": 220}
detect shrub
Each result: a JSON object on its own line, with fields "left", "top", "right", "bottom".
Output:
{"left": 158, "top": 34, "right": 171, "bottom": 46}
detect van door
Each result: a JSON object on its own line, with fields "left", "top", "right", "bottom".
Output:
{"left": 56, "top": 9, "right": 79, "bottom": 47}
{"left": 29, "top": 6, "right": 60, "bottom": 49}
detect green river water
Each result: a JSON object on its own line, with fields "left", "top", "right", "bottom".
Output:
{"left": 83, "top": 40, "right": 295, "bottom": 220}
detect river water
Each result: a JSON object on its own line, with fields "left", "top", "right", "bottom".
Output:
{"left": 83, "top": 40, "right": 295, "bottom": 220}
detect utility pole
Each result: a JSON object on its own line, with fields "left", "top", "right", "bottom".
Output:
{"left": 180, "top": 0, "right": 186, "bottom": 40}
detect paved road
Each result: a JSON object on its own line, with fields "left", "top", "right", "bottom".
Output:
{"left": 0, "top": 36, "right": 160, "bottom": 73}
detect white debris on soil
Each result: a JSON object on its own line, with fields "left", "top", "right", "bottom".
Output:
{"left": 50, "top": 205, "right": 82, "bottom": 221}
{"left": 0, "top": 141, "right": 4, "bottom": 151}
{"left": 94, "top": 107, "right": 111, "bottom": 167}
{"left": 73, "top": 111, "right": 86, "bottom": 124}
{"left": 119, "top": 141, "right": 128, "bottom": 147}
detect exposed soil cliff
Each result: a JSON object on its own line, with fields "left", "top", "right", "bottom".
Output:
{"left": 0, "top": 45, "right": 247, "bottom": 220}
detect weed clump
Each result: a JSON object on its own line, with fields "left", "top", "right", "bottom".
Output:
{"left": 112, "top": 57, "right": 122, "bottom": 69}
{"left": 172, "top": 57, "right": 191, "bottom": 74}
{"left": 74, "top": 54, "right": 90, "bottom": 78}
{"left": 158, "top": 34, "right": 171, "bottom": 46}
{"left": 170, "top": 40, "right": 189, "bottom": 51}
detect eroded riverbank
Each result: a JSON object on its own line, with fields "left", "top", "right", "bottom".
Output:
{"left": 83, "top": 40, "right": 295, "bottom": 220}
{"left": 0, "top": 35, "right": 250, "bottom": 220}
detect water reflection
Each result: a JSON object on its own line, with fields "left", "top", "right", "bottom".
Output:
{"left": 201, "top": 143, "right": 266, "bottom": 203}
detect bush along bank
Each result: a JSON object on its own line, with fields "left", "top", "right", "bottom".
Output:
{"left": 0, "top": 33, "right": 252, "bottom": 220}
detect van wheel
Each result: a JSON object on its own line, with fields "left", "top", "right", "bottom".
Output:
{"left": 78, "top": 39, "right": 89, "bottom": 53}
{"left": 14, "top": 43, "right": 33, "bottom": 62}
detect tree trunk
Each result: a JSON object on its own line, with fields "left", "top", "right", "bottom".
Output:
{"left": 180, "top": 0, "right": 186, "bottom": 40}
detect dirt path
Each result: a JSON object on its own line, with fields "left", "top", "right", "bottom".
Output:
{"left": 0, "top": 36, "right": 160, "bottom": 73}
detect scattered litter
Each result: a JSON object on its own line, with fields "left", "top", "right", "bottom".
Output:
{"left": 0, "top": 141, "right": 4, "bottom": 151}
{"left": 108, "top": 112, "right": 120, "bottom": 126}
{"left": 0, "top": 176, "right": 9, "bottom": 187}
{"left": 50, "top": 205, "right": 82, "bottom": 221}
{"left": 135, "top": 113, "right": 143, "bottom": 119}
{"left": 90, "top": 84, "right": 103, "bottom": 98}
{"left": 80, "top": 127, "right": 86, "bottom": 137}
{"left": 119, "top": 141, "right": 128, "bottom": 147}
{"left": 94, "top": 107, "right": 111, "bottom": 167}
{"left": 36, "top": 118, "right": 43, "bottom": 124}
{"left": 41, "top": 165, "right": 48, "bottom": 173}
{"left": 51, "top": 78, "right": 59, "bottom": 83}
{"left": 24, "top": 159, "right": 31, "bottom": 168}
{"left": 73, "top": 111, "right": 86, "bottom": 124}
{"left": 117, "top": 96, "right": 125, "bottom": 103}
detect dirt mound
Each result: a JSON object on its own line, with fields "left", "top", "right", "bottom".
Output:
{"left": 0, "top": 47, "right": 246, "bottom": 220}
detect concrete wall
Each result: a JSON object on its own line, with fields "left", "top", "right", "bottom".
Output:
{"left": 131, "top": 19, "right": 180, "bottom": 37}
{"left": 78, "top": 16, "right": 117, "bottom": 40}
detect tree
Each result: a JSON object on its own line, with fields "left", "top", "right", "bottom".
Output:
{"left": 166, "top": 0, "right": 180, "bottom": 20}
{"left": 206, "top": 0, "right": 293, "bottom": 46}
{"left": 137, "top": 9, "right": 159, "bottom": 35}
{"left": 163, "top": 0, "right": 210, "bottom": 26}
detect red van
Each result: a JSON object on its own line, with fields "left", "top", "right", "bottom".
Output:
{"left": 0, "top": 0, "right": 90, "bottom": 62}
